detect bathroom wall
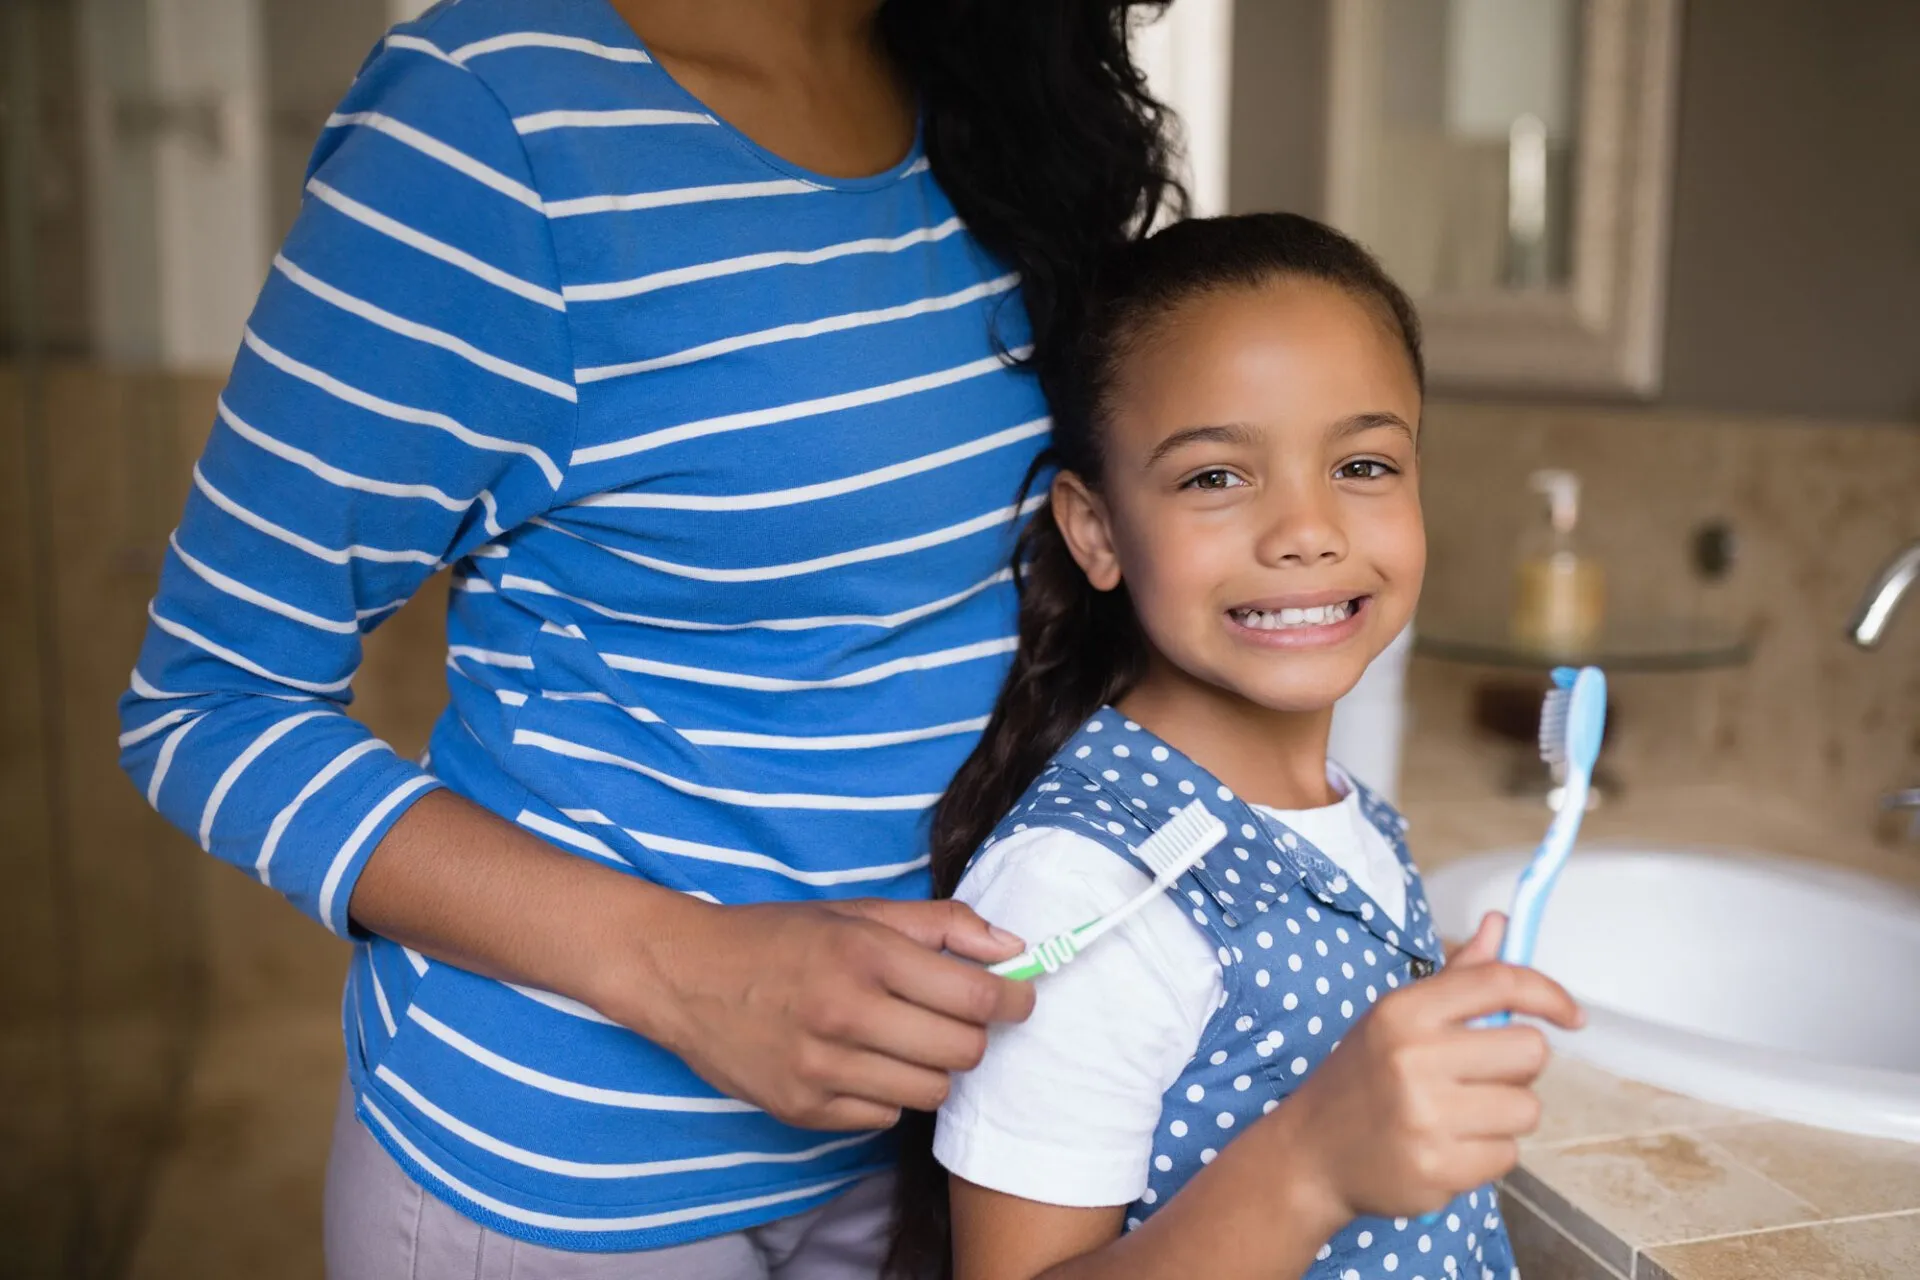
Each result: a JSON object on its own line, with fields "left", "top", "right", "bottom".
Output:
{"left": 1403, "top": 402, "right": 1920, "bottom": 840}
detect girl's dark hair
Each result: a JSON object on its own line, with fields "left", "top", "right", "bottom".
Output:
{"left": 888, "top": 212, "right": 1423, "bottom": 1277}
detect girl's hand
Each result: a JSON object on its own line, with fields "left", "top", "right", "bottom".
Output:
{"left": 597, "top": 896, "right": 1037, "bottom": 1132}
{"left": 1282, "top": 912, "right": 1583, "bottom": 1221}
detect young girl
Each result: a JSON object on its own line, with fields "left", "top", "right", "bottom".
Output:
{"left": 893, "top": 214, "right": 1583, "bottom": 1280}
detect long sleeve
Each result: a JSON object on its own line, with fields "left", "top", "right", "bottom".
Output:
{"left": 118, "top": 39, "right": 576, "bottom": 936}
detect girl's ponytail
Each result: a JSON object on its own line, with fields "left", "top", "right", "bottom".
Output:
{"left": 926, "top": 462, "right": 1147, "bottom": 899}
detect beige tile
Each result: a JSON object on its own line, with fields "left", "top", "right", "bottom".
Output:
{"left": 1500, "top": 1180, "right": 1630, "bottom": 1280}
{"left": 1642, "top": 1211, "right": 1920, "bottom": 1280}
{"left": 1701, "top": 1121, "right": 1920, "bottom": 1218}
{"left": 1524, "top": 1056, "right": 1750, "bottom": 1149}
{"left": 1519, "top": 1130, "right": 1820, "bottom": 1248}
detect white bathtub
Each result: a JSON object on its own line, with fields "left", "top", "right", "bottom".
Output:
{"left": 1424, "top": 844, "right": 1920, "bottom": 1143}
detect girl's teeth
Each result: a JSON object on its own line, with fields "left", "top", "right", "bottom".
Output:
{"left": 1234, "top": 601, "right": 1355, "bottom": 630}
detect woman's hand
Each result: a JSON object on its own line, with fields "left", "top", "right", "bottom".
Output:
{"left": 596, "top": 894, "right": 1038, "bottom": 1131}
{"left": 352, "top": 790, "right": 1034, "bottom": 1133}
{"left": 1282, "top": 912, "right": 1583, "bottom": 1221}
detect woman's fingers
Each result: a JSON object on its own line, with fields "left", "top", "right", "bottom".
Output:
{"left": 846, "top": 993, "right": 993, "bottom": 1075}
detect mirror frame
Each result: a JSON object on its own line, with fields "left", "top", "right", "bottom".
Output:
{"left": 1324, "top": 0, "right": 1682, "bottom": 397}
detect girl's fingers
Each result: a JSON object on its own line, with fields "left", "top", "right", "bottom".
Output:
{"left": 812, "top": 1096, "right": 904, "bottom": 1133}
{"left": 1445, "top": 911, "right": 1508, "bottom": 967}
{"left": 1430, "top": 1082, "right": 1546, "bottom": 1140}
{"left": 1449, "top": 1136, "right": 1525, "bottom": 1189}
{"left": 1411, "top": 962, "right": 1584, "bottom": 1031}
{"left": 1431, "top": 1025, "right": 1554, "bottom": 1084}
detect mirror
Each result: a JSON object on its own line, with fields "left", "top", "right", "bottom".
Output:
{"left": 1326, "top": 0, "right": 1680, "bottom": 396}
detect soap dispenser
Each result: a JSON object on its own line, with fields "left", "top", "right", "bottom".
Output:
{"left": 1511, "top": 469, "right": 1605, "bottom": 652}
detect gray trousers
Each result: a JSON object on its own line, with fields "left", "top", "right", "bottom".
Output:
{"left": 323, "top": 1080, "right": 896, "bottom": 1279}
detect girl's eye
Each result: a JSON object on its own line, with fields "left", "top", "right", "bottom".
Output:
{"left": 1336, "top": 459, "right": 1396, "bottom": 481}
{"left": 1183, "top": 468, "right": 1247, "bottom": 491}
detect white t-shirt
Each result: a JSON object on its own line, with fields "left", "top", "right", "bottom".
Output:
{"left": 933, "top": 765, "right": 1406, "bottom": 1208}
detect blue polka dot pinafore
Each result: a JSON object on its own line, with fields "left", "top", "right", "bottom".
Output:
{"left": 976, "top": 709, "right": 1519, "bottom": 1280}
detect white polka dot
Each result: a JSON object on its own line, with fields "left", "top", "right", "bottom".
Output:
{"left": 1366, "top": 985, "right": 1379, "bottom": 1002}
{"left": 1217, "top": 946, "right": 1232, "bottom": 966}
{"left": 1470, "top": 1191, "right": 1480, "bottom": 1209}
{"left": 1358, "top": 1231, "right": 1374, "bottom": 1247}
{"left": 1265, "top": 1029, "right": 1284, "bottom": 1047}
{"left": 1142, "top": 773, "right": 1158, "bottom": 786}
{"left": 1256, "top": 930, "right": 1273, "bottom": 948}
{"left": 1447, "top": 1214, "right": 1461, "bottom": 1231}
{"left": 1331, "top": 876, "right": 1349, "bottom": 894}
{"left": 1336, "top": 927, "right": 1351, "bottom": 943}
{"left": 1126, "top": 1217, "right": 1141, "bottom": 1231}
{"left": 1215, "top": 1111, "right": 1234, "bottom": 1129}
{"left": 1087, "top": 721, "right": 1104, "bottom": 732}
{"left": 1074, "top": 745, "right": 1091, "bottom": 758}
{"left": 1107, "top": 821, "right": 1126, "bottom": 835}
{"left": 1192, "top": 908, "right": 1208, "bottom": 925}
{"left": 1153, "top": 1154, "right": 1172, "bottom": 1172}
{"left": 1095, "top": 799, "right": 1112, "bottom": 812}
{"left": 1419, "top": 1235, "right": 1432, "bottom": 1253}
{"left": 1233, "top": 1074, "right": 1251, "bottom": 1091}
{"left": 1255, "top": 1040, "right": 1273, "bottom": 1058}
{"left": 1342, "top": 962, "right": 1356, "bottom": 979}
{"left": 1233, "top": 846, "right": 1250, "bottom": 861}
{"left": 1186, "top": 1083, "right": 1205, "bottom": 1102}
{"left": 1306, "top": 906, "right": 1321, "bottom": 922}
{"left": 1055, "top": 796, "right": 1071, "bottom": 804}
{"left": 1225, "top": 868, "right": 1241, "bottom": 884}
{"left": 1283, "top": 992, "right": 1299, "bottom": 1010}
{"left": 1178, "top": 779, "right": 1195, "bottom": 795}
{"left": 1240, "top": 823, "right": 1257, "bottom": 840}
{"left": 1341, "top": 1000, "right": 1354, "bottom": 1018}
{"left": 1308, "top": 1016, "right": 1323, "bottom": 1034}
{"left": 1315, "top": 939, "right": 1329, "bottom": 957}
{"left": 1317, "top": 1245, "right": 1333, "bottom": 1262}
{"left": 1189, "top": 889, "right": 1206, "bottom": 905}
{"left": 1234, "top": 1015, "right": 1253, "bottom": 1032}
{"left": 1288, "top": 954, "right": 1303, "bottom": 972}
{"left": 1385, "top": 1254, "right": 1399, "bottom": 1272}
{"left": 1169, "top": 1119, "right": 1189, "bottom": 1138}
{"left": 1315, "top": 976, "right": 1331, "bottom": 994}
{"left": 1387, "top": 972, "right": 1400, "bottom": 988}
{"left": 1217, "top": 785, "right": 1233, "bottom": 801}
{"left": 1152, "top": 746, "right": 1169, "bottom": 762}
{"left": 1200, "top": 1148, "right": 1216, "bottom": 1164}
{"left": 1290, "top": 1056, "right": 1309, "bottom": 1075}
{"left": 1210, "top": 1049, "right": 1228, "bottom": 1066}
{"left": 1467, "top": 1233, "right": 1476, "bottom": 1250}
{"left": 1262, "top": 1099, "right": 1278, "bottom": 1114}
{"left": 1140, "top": 1188, "right": 1157, "bottom": 1206}
{"left": 1395, "top": 1218, "right": 1409, "bottom": 1230}
{"left": 1124, "top": 719, "right": 1140, "bottom": 731}
{"left": 1113, "top": 744, "right": 1130, "bottom": 758}
{"left": 1286, "top": 919, "right": 1302, "bottom": 934}
{"left": 1256, "top": 969, "right": 1270, "bottom": 988}
{"left": 1102, "top": 769, "right": 1120, "bottom": 782}
{"left": 1343, "top": 1271, "right": 1360, "bottom": 1280}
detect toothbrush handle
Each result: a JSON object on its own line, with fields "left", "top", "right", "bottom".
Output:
{"left": 985, "top": 871, "right": 1176, "bottom": 981}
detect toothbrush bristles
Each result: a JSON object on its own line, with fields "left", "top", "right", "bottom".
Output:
{"left": 1137, "top": 800, "right": 1227, "bottom": 880}
{"left": 1538, "top": 689, "right": 1571, "bottom": 765}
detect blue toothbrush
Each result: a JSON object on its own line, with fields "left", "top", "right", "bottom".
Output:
{"left": 1420, "top": 667, "right": 1605, "bottom": 1225}
{"left": 1478, "top": 665, "right": 1608, "bottom": 1027}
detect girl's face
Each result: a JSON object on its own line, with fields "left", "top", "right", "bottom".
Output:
{"left": 1054, "top": 277, "right": 1425, "bottom": 717}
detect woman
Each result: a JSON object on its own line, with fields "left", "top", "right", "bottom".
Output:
{"left": 118, "top": 0, "right": 1182, "bottom": 1275}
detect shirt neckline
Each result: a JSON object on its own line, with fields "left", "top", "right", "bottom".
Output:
{"left": 588, "top": 0, "right": 929, "bottom": 193}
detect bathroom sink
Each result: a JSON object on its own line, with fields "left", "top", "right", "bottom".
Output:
{"left": 1425, "top": 845, "right": 1920, "bottom": 1143}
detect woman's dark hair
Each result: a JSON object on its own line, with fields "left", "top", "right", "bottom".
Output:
{"left": 879, "top": 1, "right": 1187, "bottom": 381}
{"left": 887, "top": 212, "right": 1423, "bottom": 1277}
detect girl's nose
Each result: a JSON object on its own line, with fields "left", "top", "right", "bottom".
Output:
{"left": 1253, "top": 484, "right": 1349, "bottom": 567}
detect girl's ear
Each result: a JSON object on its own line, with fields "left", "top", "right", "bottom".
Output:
{"left": 1051, "top": 471, "right": 1124, "bottom": 592}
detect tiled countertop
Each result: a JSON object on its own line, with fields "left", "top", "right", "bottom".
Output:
{"left": 1400, "top": 783, "right": 1920, "bottom": 1279}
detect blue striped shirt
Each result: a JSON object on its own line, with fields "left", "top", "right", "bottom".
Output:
{"left": 118, "top": 0, "right": 1046, "bottom": 1252}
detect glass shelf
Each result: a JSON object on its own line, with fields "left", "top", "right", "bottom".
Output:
{"left": 1414, "top": 617, "right": 1754, "bottom": 673}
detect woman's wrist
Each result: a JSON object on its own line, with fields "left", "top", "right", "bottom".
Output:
{"left": 570, "top": 876, "right": 722, "bottom": 1047}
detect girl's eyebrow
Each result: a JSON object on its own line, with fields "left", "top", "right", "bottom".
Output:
{"left": 1331, "top": 411, "right": 1415, "bottom": 441}
{"left": 1143, "top": 422, "right": 1260, "bottom": 468}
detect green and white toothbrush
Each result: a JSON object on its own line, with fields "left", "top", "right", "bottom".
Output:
{"left": 989, "top": 800, "right": 1227, "bottom": 981}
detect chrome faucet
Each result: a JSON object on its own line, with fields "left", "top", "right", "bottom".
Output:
{"left": 1852, "top": 540, "right": 1920, "bottom": 838}
{"left": 1850, "top": 540, "right": 1920, "bottom": 648}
